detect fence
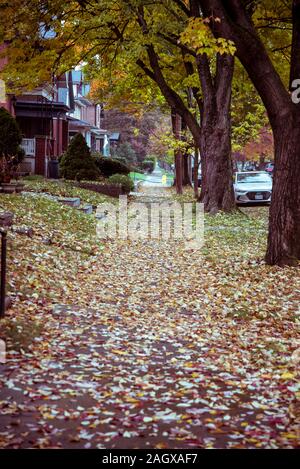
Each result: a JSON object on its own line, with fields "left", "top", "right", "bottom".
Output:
{"left": 0, "top": 231, "right": 7, "bottom": 318}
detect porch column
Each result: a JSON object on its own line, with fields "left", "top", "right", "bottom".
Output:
{"left": 35, "top": 136, "right": 47, "bottom": 176}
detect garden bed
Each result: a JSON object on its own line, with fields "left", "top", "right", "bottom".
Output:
{"left": 73, "top": 180, "right": 125, "bottom": 197}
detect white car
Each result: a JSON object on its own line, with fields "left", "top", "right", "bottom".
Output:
{"left": 234, "top": 171, "right": 272, "bottom": 204}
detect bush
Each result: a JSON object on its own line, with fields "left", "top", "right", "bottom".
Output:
{"left": 75, "top": 168, "right": 102, "bottom": 181}
{"left": 113, "top": 156, "right": 128, "bottom": 165}
{"left": 91, "top": 151, "right": 104, "bottom": 158}
{"left": 108, "top": 174, "right": 134, "bottom": 193}
{"left": 145, "top": 156, "right": 156, "bottom": 164}
{"left": 23, "top": 175, "right": 45, "bottom": 181}
{"left": 142, "top": 160, "right": 155, "bottom": 173}
{"left": 0, "top": 107, "right": 24, "bottom": 182}
{"left": 112, "top": 142, "right": 137, "bottom": 163}
{"left": 59, "top": 133, "right": 100, "bottom": 180}
{"left": 0, "top": 107, "right": 22, "bottom": 157}
{"left": 95, "top": 156, "right": 130, "bottom": 177}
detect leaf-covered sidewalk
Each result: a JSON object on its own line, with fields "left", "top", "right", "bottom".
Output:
{"left": 0, "top": 185, "right": 299, "bottom": 449}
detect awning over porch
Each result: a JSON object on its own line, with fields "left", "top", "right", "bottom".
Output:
{"left": 15, "top": 100, "right": 69, "bottom": 118}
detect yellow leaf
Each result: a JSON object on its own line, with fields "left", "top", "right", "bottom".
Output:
{"left": 111, "top": 349, "right": 126, "bottom": 355}
{"left": 280, "top": 372, "right": 295, "bottom": 380}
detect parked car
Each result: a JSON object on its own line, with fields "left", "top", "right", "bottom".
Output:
{"left": 264, "top": 162, "right": 274, "bottom": 176}
{"left": 234, "top": 171, "right": 272, "bottom": 204}
{"left": 243, "top": 161, "right": 258, "bottom": 171}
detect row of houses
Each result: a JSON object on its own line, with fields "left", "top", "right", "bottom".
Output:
{"left": 0, "top": 61, "right": 120, "bottom": 177}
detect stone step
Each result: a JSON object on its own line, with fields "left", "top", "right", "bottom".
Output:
{"left": 57, "top": 197, "right": 81, "bottom": 208}
{"left": 77, "top": 204, "right": 93, "bottom": 215}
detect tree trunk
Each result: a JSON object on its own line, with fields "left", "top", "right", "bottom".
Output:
{"left": 182, "top": 155, "right": 191, "bottom": 185}
{"left": 198, "top": 54, "right": 236, "bottom": 213}
{"left": 266, "top": 111, "right": 300, "bottom": 265}
{"left": 193, "top": 147, "right": 199, "bottom": 199}
{"left": 171, "top": 111, "right": 183, "bottom": 194}
{"left": 181, "top": 119, "right": 192, "bottom": 186}
{"left": 199, "top": 114, "right": 235, "bottom": 213}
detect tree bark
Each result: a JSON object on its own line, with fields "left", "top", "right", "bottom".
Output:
{"left": 181, "top": 119, "right": 192, "bottom": 186}
{"left": 266, "top": 110, "right": 300, "bottom": 266}
{"left": 193, "top": 146, "right": 199, "bottom": 199}
{"left": 198, "top": 53, "right": 236, "bottom": 212}
{"left": 199, "top": 114, "right": 235, "bottom": 213}
{"left": 171, "top": 111, "right": 183, "bottom": 194}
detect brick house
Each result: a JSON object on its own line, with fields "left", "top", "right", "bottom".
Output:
{"left": 15, "top": 81, "right": 70, "bottom": 176}
{"left": 67, "top": 70, "right": 111, "bottom": 156}
{"left": 1, "top": 52, "right": 112, "bottom": 176}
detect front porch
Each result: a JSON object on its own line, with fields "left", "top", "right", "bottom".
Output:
{"left": 15, "top": 98, "right": 69, "bottom": 176}
{"left": 19, "top": 137, "right": 55, "bottom": 176}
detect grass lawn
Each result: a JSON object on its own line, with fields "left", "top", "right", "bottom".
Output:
{"left": 0, "top": 189, "right": 101, "bottom": 322}
{"left": 129, "top": 171, "right": 148, "bottom": 182}
{"left": 22, "top": 176, "right": 117, "bottom": 206}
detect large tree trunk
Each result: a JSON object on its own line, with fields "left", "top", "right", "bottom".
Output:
{"left": 198, "top": 54, "right": 235, "bottom": 213}
{"left": 200, "top": 115, "right": 235, "bottom": 213}
{"left": 266, "top": 111, "right": 300, "bottom": 265}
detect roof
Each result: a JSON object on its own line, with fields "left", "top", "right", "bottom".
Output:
{"left": 15, "top": 100, "right": 69, "bottom": 118}
{"left": 110, "top": 132, "right": 120, "bottom": 140}
{"left": 75, "top": 96, "right": 92, "bottom": 106}
{"left": 91, "top": 127, "right": 111, "bottom": 137}
{"left": 67, "top": 116, "right": 110, "bottom": 135}
{"left": 67, "top": 116, "right": 93, "bottom": 129}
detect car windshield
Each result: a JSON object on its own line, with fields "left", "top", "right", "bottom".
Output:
{"left": 237, "top": 173, "right": 271, "bottom": 184}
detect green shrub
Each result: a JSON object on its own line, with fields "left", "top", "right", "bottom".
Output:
{"left": 142, "top": 160, "right": 155, "bottom": 173}
{"left": 95, "top": 156, "right": 130, "bottom": 177}
{"left": 23, "top": 174, "right": 45, "bottom": 182}
{"left": 112, "top": 142, "right": 137, "bottom": 163}
{"left": 0, "top": 107, "right": 24, "bottom": 182}
{"left": 91, "top": 151, "right": 106, "bottom": 160}
{"left": 75, "top": 168, "right": 101, "bottom": 181}
{"left": 145, "top": 156, "right": 156, "bottom": 164}
{"left": 108, "top": 173, "right": 134, "bottom": 193}
{"left": 59, "top": 133, "right": 100, "bottom": 180}
{"left": 113, "top": 156, "right": 127, "bottom": 165}
{"left": 0, "top": 107, "right": 22, "bottom": 157}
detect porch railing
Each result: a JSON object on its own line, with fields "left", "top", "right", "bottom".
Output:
{"left": 21, "top": 138, "right": 36, "bottom": 156}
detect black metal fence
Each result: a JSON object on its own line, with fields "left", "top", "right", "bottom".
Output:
{"left": 0, "top": 230, "right": 7, "bottom": 318}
